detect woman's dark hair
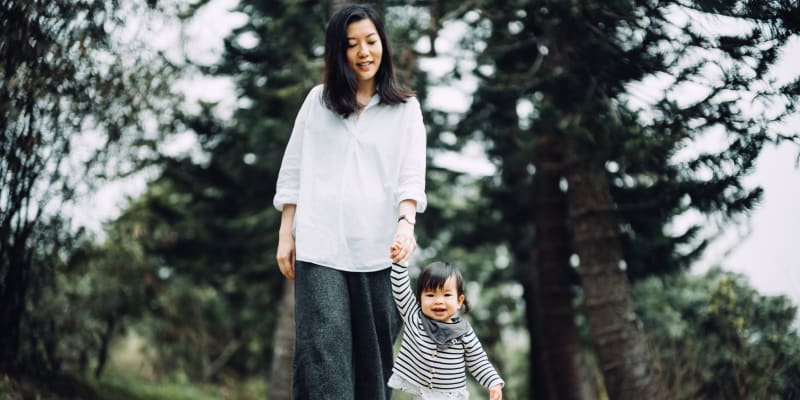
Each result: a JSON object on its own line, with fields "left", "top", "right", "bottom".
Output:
{"left": 416, "top": 261, "right": 470, "bottom": 313}
{"left": 322, "top": 3, "right": 413, "bottom": 117}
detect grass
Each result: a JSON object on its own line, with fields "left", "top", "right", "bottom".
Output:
{"left": 88, "top": 375, "right": 225, "bottom": 400}
{"left": 0, "top": 372, "right": 266, "bottom": 400}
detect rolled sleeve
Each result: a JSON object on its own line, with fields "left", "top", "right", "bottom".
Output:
{"left": 396, "top": 98, "right": 427, "bottom": 212}
{"left": 273, "top": 119, "right": 303, "bottom": 210}
{"left": 273, "top": 89, "right": 315, "bottom": 211}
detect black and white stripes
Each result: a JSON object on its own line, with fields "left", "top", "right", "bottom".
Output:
{"left": 389, "top": 263, "right": 504, "bottom": 392}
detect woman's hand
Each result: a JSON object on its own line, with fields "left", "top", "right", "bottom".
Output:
{"left": 276, "top": 231, "right": 296, "bottom": 280}
{"left": 489, "top": 384, "right": 503, "bottom": 400}
{"left": 391, "top": 201, "right": 418, "bottom": 263}
{"left": 276, "top": 204, "right": 297, "bottom": 280}
{"left": 390, "top": 221, "right": 416, "bottom": 263}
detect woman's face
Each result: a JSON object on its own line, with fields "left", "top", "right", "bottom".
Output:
{"left": 346, "top": 18, "right": 383, "bottom": 86}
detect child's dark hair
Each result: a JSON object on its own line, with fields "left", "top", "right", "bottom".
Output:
{"left": 416, "top": 261, "right": 470, "bottom": 313}
{"left": 322, "top": 3, "right": 413, "bottom": 117}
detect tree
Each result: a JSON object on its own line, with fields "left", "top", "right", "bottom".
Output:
{"left": 531, "top": 135, "right": 590, "bottom": 400}
{"left": 634, "top": 268, "right": 800, "bottom": 399}
{"left": 448, "top": 0, "right": 800, "bottom": 398}
{"left": 0, "top": 0, "right": 180, "bottom": 374}
{"left": 53, "top": 221, "right": 156, "bottom": 379}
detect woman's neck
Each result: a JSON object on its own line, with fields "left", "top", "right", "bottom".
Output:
{"left": 356, "top": 81, "right": 376, "bottom": 105}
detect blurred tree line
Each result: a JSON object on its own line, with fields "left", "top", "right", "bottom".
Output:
{"left": 2, "top": 0, "right": 800, "bottom": 399}
{"left": 1, "top": 0, "right": 182, "bottom": 377}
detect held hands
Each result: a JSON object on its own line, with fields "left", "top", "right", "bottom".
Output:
{"left": 489, "top": 384, "right": 503, "bottom": 400}
{"left": 390, "top": 220, "right": 416, "bottom": 264}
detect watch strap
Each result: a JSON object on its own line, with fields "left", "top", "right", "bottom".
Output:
{"left": 398, "top": 214, "right": 416, "bottom": 225}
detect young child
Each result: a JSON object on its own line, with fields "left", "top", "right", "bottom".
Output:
{"left": 387, "top": 254, "right": 504, "bottom": 400}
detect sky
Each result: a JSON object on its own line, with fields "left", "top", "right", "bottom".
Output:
{"left": 74, "top": 0, "right": 800, "bottom": 308}
{"left": 700, "top": 141, "right": 800, "bottom": 304}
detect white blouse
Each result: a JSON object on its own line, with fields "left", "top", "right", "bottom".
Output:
{"left": 273, "top": 85, "right": 427, "bottom": 272}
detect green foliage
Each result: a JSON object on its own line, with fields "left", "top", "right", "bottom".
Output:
{"left": 113, "top": 0, "right": 332, "bottom": 380}
{"left": 430, "top": 0, "right": 800, "bottom": 396}
{"left": 0, "top": 0, "right": 182, "bottom": 374}
{"left": 6, "top": 0, "right": 799, "bottom": 395}
{"left": 44, "top": 216, "right": 160, "bottom": 378}
{"left": 635, "top": 268, "right": 800, "bottom": 399}
{"left": 87, "top": 373, "right": 246, "bottom": 400}
{"left": 453, "top": 0, "right": 800, "bottom": 281}
{"left": 0, "top": 371, "right": 266, "bottom": 400}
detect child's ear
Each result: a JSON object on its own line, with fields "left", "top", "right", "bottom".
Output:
{"left": 458, "top": 294, "right": 465, "bottom": 307}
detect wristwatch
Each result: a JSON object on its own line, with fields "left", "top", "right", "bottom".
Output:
{"left": 398, "top": 213, "right": 416, "bottom": 226}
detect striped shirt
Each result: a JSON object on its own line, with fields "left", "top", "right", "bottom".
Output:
{"left": 390, "top": 263, "right": 504, "bottom": 392}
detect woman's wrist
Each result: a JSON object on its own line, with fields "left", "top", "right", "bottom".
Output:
{"left": 396, "top": 221, "right": 414, "bottom": 234}
{"left": 397, "top": 212, "right": 416, "bottom": 226}
{"left": 398, "top": 218, "right": 415, "bottom": 229}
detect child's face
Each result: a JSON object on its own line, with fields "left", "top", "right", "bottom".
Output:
{"left": 420, "top": 277, "right": 465, "bottom": 323}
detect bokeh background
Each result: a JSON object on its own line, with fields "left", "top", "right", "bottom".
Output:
{"left": 2, "top": 1, "right": 799, "bottom": 399}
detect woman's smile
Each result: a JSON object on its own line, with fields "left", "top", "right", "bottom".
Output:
{"left": 347, "top": 19, "right": 383, "bottom": 84}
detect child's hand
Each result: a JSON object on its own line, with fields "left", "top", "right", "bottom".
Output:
{"left": 390, "top": 224, "right": 415, "bottom": 263}
{"left": 390, "top": 240, "right": 413, "bottom": 264}
{"left": 489, "top": 383, "right": 503, "bottom": 400}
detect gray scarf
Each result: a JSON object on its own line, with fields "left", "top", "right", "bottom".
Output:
{"left": 419, "top": 311, "right": 471, "bottom": 350}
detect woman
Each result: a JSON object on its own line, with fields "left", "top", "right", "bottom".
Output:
{"left": 273, "top": 3, "right": 426, "bottom": 399}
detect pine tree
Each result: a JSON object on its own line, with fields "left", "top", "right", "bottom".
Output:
{"left": 448, "top": 0, "right": 800, "bottom": 398}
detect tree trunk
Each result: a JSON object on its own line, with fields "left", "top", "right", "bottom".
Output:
{"left": 95, "top": 316, "right": 116, "bottom": 378}
{"left": 521, "top": 260, "right": 550, "bottom": 400}
{"left": 0, "top": 230, "right": 31, "bottom": 373}
{"left": 0, "top": 283, "right": 25, "bottom": 373}
{"left": 564, "top": 157, "right": 664, "bottom": 400}
{"left": 531, "top": 136, "right": 590, "bottom": 400}
{"left": 267, "top": 280, "right": 295, "bottom": 400}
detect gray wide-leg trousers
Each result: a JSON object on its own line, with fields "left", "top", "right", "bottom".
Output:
{"left": 293, "top": 261, "right": 402, "bottom": 400}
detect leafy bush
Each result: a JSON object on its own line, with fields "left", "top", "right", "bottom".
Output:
{"left": 635, "top": 268, "right": 800, "bottom": 399}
